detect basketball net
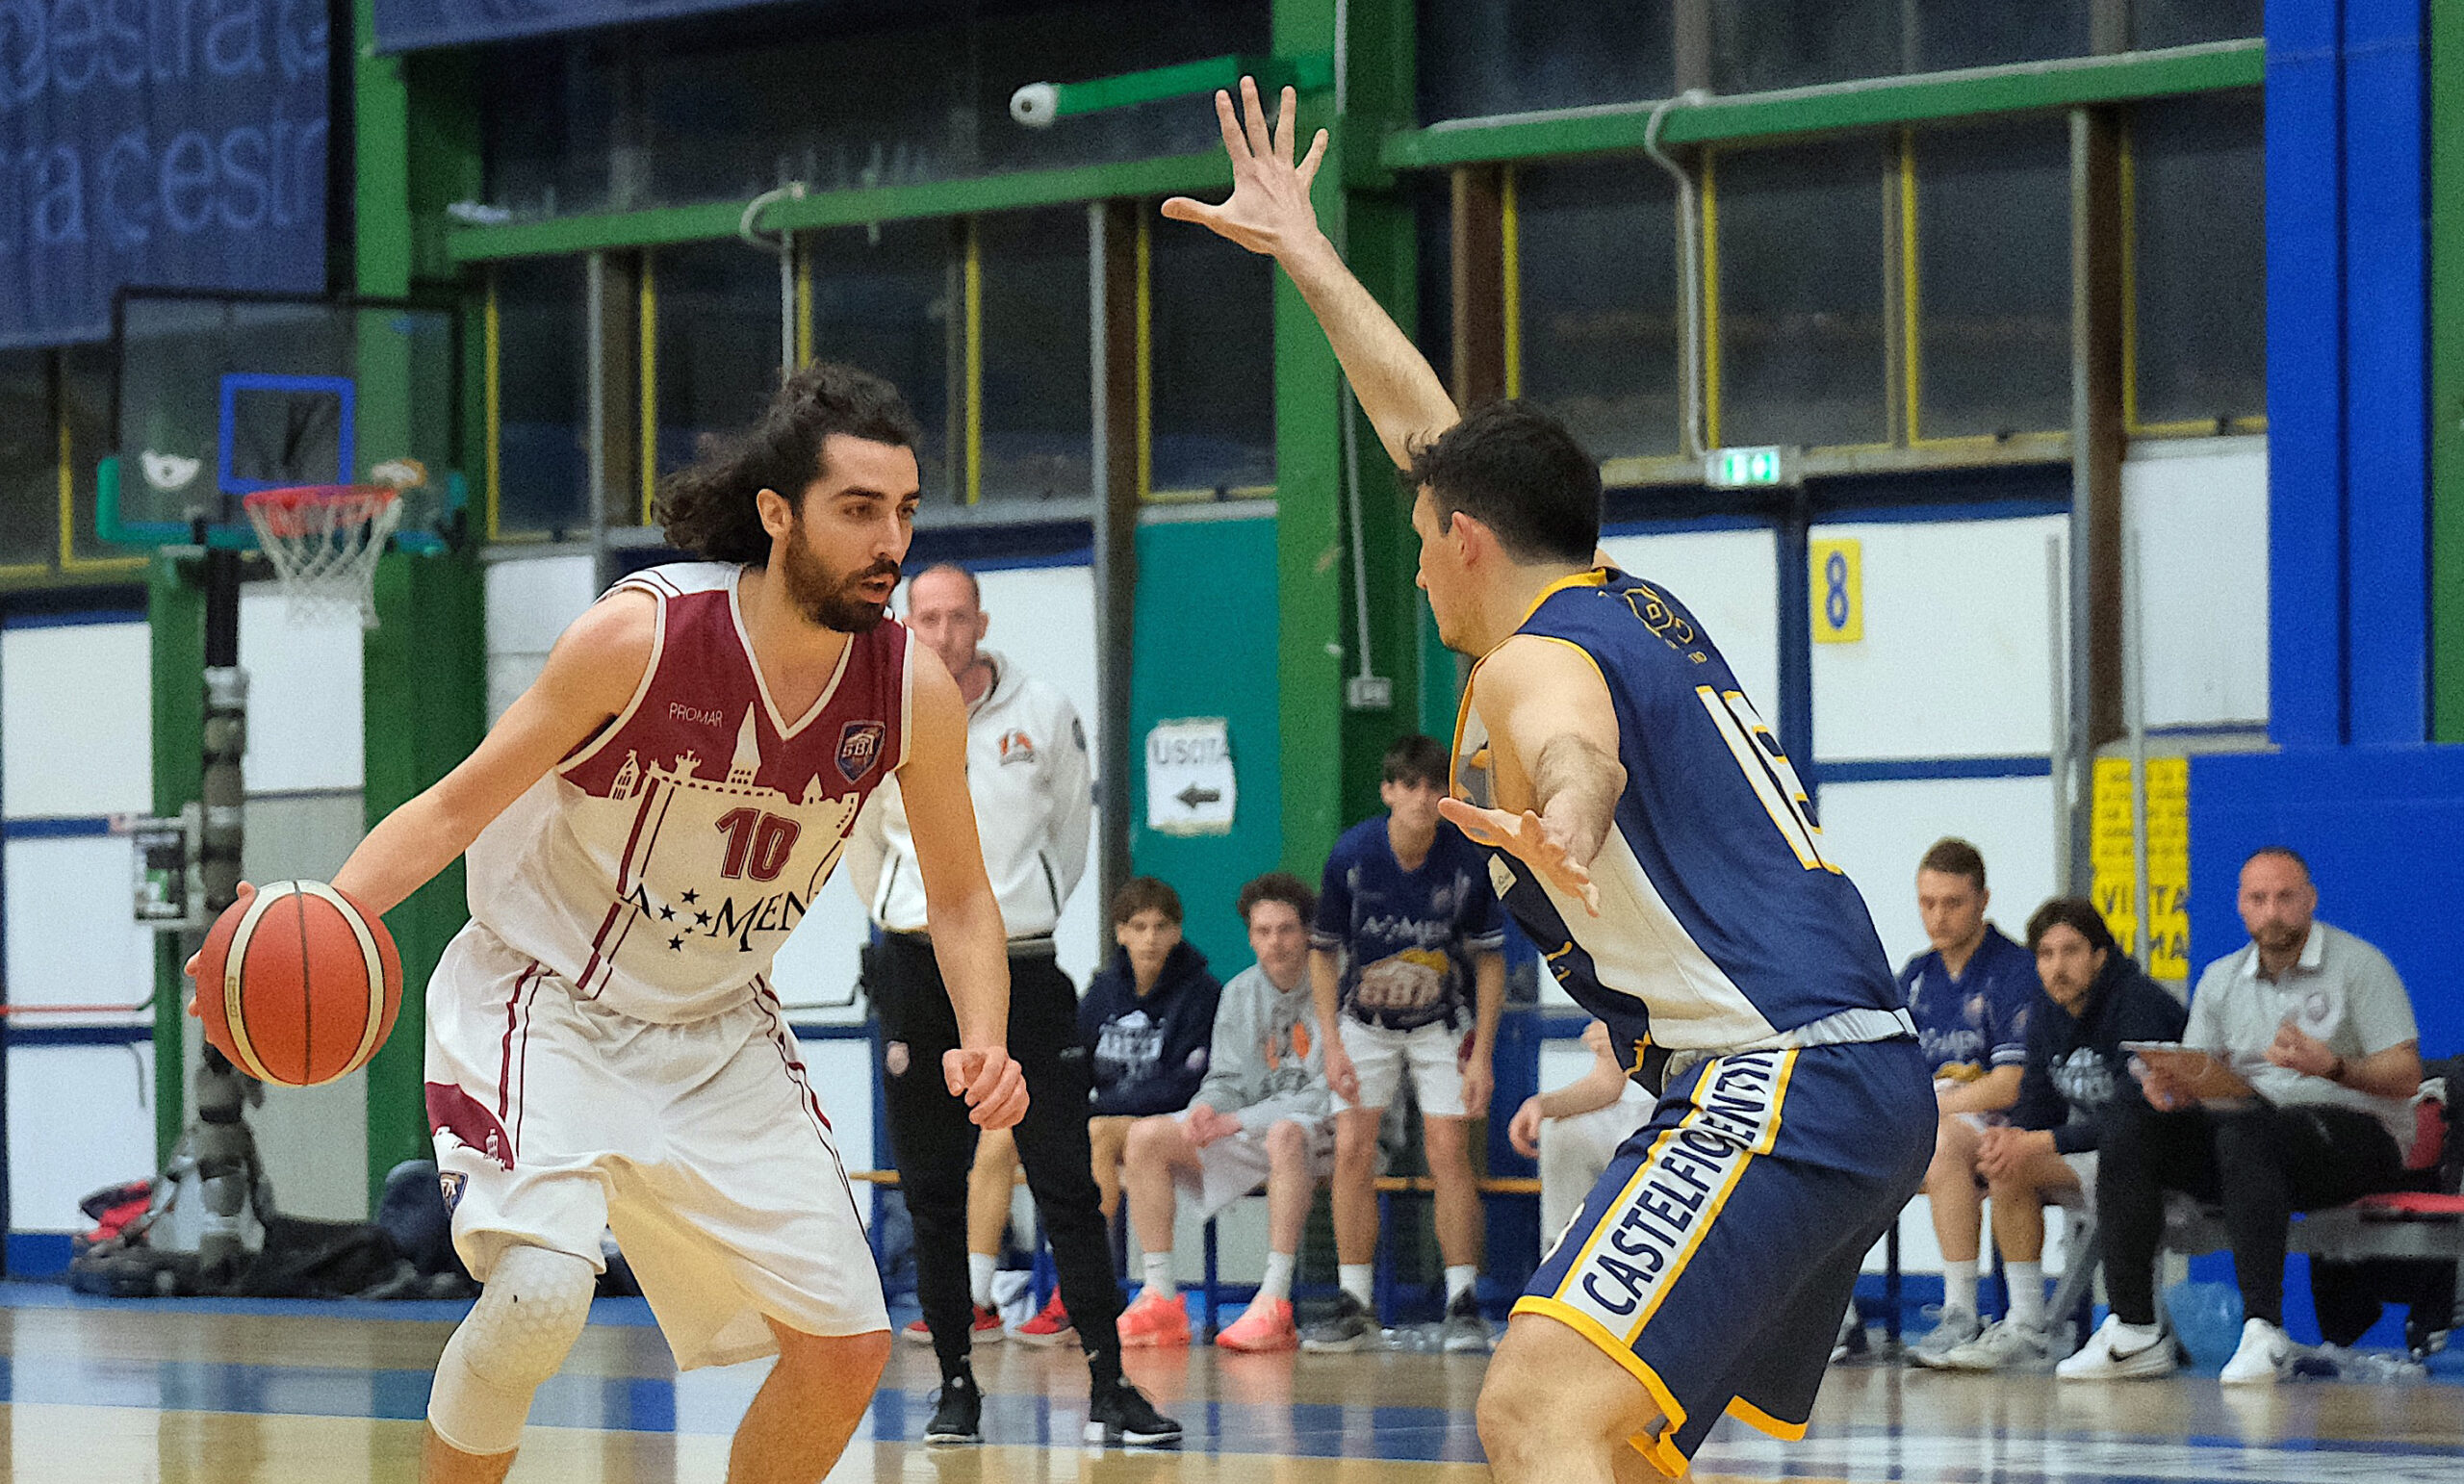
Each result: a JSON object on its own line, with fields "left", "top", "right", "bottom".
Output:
{"left": 242, "top": 484, "right": 405, "bottom": 629}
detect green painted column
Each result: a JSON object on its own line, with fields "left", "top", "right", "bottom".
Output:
{"left": 148, "top": 554, "right": 204, "bottom": 1165}
{"left": 1330, "top": 0, "right": 1423, "bottom": 815}
{"left": 2433, "top": 1, "right": 2464, "bottom": 740}
{"left": 355, "top": 0, "right": 489, "bottom": 1205}
{"left": 1272, "top": 0, "right": 1426, "bottom": 862}
{"left": 361, "top": 554, "right": 485, "bottom": 1203}
{"left": 1272, "top": 0, "right": 1348, "bottom": 876}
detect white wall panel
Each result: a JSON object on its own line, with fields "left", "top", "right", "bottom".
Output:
{"left": 8, "top": 1043, "right": 155, "bottom": 1230}
{"left": 2122, "top": 437, "right": 2269, "bottom": 729}
{"left": 4, "top": 836, "right": 154, "bottom": 1011}
{"left": 253, "top": 1072, "right": 372, "bottom": 1221}
{"left": 973, "top": 566, "right": 1102, "bottom": 985}
{"left": 1810, "top": 516, "right": 2066, "bottom": 761}
{"left": 1540, "top": 1039, "right": 1596, "bottom": 1093}
{"left": 238, "top": 589, "right": 365, "bottom": 792}
{"left": 1601, "top": 528, "right": 1782, "bottom": 729}
{"left": 484, "top": 553, "right": 599, "bottom": 725}
{"left": 2, "top": 620, "right": 150, "bottom": 818}
{"left": 1815, "top": 775, "right": 2059, "bottom": 975}
{"left": 795, "top": 1036, "right": 878, "bottom": 1172}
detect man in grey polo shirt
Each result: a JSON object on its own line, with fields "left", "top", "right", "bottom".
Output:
{"left": 2059, "top": 847, "right": 2423, "bottom": 1387}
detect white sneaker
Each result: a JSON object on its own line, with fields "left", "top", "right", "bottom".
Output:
{"left": 2220, "top": 1318, "right": 2291, "bottom": 1385}
{"left": 1938, "top": 1318, "right": 2059, "bottom": 1372}
{"left": 2056, "top": 1315, "right": 2181, "bottom": 1380}
{"left": 1908, "top": 1305, "right": 1980, "bottom": 1369}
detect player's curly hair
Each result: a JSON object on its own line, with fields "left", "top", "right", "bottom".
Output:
{"left": 655, "top": 362, "right": 922, "bottom": 564}
{"left": 1406, "top": 399, "right": 1601, "bottom": 565}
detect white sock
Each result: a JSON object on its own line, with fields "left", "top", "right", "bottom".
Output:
{"left": 2006, "top": 1261, "right": 2044, "bottom": 1327}
{"left": 2114, "top": 1318, "right": 2162, "bottom": 1340}
{"left": 968, "top": 1253, "right": 996, "bottom": 1309}
{"left": 1446, "top": 1266, "right": 1478, "bottom": 1305}
{"left": 1339, "top": 1264, "right": 1374, "bottom": 1309}
{"left": 1142, "top": 1252, "right": 1175, "bottom": 1301}
{"left": 1943, "top": 1260, "right": 1979, "bottom": 1317}
{"left": 1258, "top": 1251, "right": 1296, "bottom": 1303}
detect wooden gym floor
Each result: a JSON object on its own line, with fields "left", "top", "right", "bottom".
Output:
{"left": 0, "top": 1283, "right": 2456, "bottom": 1482}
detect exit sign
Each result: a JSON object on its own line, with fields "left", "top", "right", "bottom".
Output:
{"left": 1705, "top": 446, "right": 1801, "bottom": 489}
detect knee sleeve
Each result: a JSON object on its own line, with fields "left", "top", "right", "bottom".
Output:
{"left": 426, "top": 1244, "right": 596, "bottom": 1456}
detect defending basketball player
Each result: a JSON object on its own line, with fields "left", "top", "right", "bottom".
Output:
{"left": 1168, "top": 83, "right": 1934, "bottom": 1481}
{"left": 193, "top": 365, "right": 1027, "bottom": 1484}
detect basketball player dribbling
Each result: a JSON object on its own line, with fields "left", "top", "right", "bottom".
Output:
{"left": 1168, "top": 82, "right": 1934, "bottom": 1481}
{"left": 196, "top": 364, "right": 1031, "bottom": 1484}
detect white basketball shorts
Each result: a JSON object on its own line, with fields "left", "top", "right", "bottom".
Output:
{"left": 1335, "top": 1016, "right": 1471, "bottom": 1116}
{"left": 424, "top": 922, "right": 886, "bottom": 1369}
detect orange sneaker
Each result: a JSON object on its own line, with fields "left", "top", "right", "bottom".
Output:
{"left": 1116, "top": 1289, "right": 1192, "bottom": 1348}
{"left": 1011, "top": 1291, "right": 1075, "bottom": 1346}
{"left": 903, "top": 1305, "right": 1005, "bottom": 1345}
{"left": 1215, "top": 1295, "right": 1298, "bottom": 1352}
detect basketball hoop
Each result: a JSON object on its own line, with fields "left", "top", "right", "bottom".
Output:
{"left": 243, "top": 484, "right": 404, "bottom": 628}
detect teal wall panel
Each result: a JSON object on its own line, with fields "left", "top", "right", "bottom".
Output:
{"left": 1129, "top": 516, "right": 1286, "bottom": 971}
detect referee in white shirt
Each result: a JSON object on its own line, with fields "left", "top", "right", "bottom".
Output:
{"left": 848, "top": 563, "right": 1173, "bottom": 1447}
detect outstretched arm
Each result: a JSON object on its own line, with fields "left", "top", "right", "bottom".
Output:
{"left": 1164, "top": 78, "right": 1458, "bottom": 470}
{"left": 898, "top": 654, "right": 1031, "bottom": 1130}
{"left": 332, "top": 591, "right": 654, "bottom": 917}
{"left": 1438, "top": 637, "right": 1625, "bottom": 915}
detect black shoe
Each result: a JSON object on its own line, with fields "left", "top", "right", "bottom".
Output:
{"left": 925, "top": 1373, "right": 982, "bottom": 1445}
{"left": 1300, "top": 1291, "right": 1380, "bottom": 1353}
{"left": 1084, "top": 1376, "right": 1181, "bottom": 1447}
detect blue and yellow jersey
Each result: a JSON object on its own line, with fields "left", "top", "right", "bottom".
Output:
{"left": 1451, "top": 569, "right": 1901, "bottom": 1084}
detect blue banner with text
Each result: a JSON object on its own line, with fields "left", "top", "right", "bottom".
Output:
{"left": 0, "top": 0, "right": 330, "bottom": 348}
{"left": 372, "top": 0, "right": 792, "bottom": 54}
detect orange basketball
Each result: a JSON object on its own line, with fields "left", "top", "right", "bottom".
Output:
{"left": 195, "top": 881, "right": 403, "bottom": 1087}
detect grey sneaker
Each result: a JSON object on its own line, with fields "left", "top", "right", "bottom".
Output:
{"left": 1440, "top": 1292, "right": 1492, "bottom": 1354}
{"left": 1300, "top": 1292, "right": 1381, "bottom": 1353}
{"left": 1938, "top": 1318, "right": 2059, "bottom": 1372}
{"left": 1907, "top": 1305, "right": 1981, "bottom": 1369}
{"left": 1830, "top": 1306, "right": 1868, "bottom": 1364}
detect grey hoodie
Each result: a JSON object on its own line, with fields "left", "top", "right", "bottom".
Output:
{"left": 1193, "top": 962, "right": 1331, "bottom": 1135}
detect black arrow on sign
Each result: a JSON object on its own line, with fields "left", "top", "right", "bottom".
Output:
{"left": 1176, "top": 784, "right": 1221, "bottom": 809}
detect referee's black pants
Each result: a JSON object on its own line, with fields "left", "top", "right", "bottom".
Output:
{"left": 2095, "top": 1093, "right": 2405, "bottom": 1328}
{"left": 872, "top": 931, "right": 1125, "bottom": 1382}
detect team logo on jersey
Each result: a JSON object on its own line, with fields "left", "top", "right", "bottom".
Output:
{"left": 998, "top": 729, "right": 1037, "bottom": 765}
{"left": 836, "top": 720, "right": 886, "bottom": 782}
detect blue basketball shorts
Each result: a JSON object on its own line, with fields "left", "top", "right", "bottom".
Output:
{"left": 1517, "top": 1037, "right": 1932, "bottom": 1476}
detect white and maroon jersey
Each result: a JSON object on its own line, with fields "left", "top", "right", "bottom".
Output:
{"left": 466, "top": 561, "right": 916, "bottom": 1024}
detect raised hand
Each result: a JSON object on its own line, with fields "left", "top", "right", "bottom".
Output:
{"left": 1439, "top": 799, "right": 1602, "bottom": 917}
{"left": 1160, "top": 77, "right": 1329, "bottom": 259}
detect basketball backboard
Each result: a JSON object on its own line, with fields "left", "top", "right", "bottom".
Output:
{"left": 104, "top": 289, "right": 462, "bottom": 549}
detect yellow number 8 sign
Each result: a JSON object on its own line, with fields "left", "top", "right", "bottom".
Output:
{"left": 1810, "top": 536, "right": 1863, "bottom": 644}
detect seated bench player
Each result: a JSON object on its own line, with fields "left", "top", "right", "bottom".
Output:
{"left": 1116, "top": 872, "right": 1334, "bottom": 1350}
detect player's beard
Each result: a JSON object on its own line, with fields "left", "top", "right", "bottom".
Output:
{"left": 781, "top": 522, "right": 898, "bottom": 632}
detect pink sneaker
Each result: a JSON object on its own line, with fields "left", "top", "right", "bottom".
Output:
{"left": 1215, "top": 1295, "right": 1298, "bottom": 1352}
{"left": 1116, "top": 1289, "right": 1192, "bottom": 1348}
{"left": 903, "top": 1304, "right": 1005, "bottom": 1345}
{"left": 1011, "top": 1291, "right": 1075, "bottom": 1346}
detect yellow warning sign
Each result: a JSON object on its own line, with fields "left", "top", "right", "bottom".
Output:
{"left": 2090, "top": 756, "right": 2189, "bottom": 980}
